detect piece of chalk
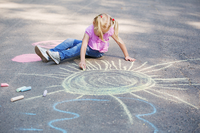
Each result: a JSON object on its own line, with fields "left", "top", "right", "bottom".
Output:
{"left": 11, "top": 95, "right": 24, "bottom": 102}
{"left": 1, "top": 83, "right": 9, "bottom": 87}
{"left": 83, "top": 68, "right": 86, "bottom": 71}
{"left": 16, "top": 86, "right": 26, "bottom": 92}
{"left": 43, "top": 90, "right": 47, "bottom": 97}
{"left": 20, "top": 86, "right": 31, "bottom": 92}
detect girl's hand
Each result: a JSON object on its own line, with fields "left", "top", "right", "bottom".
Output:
{"left": 79, "top": 61, "right": 86, "bottom": 70}
{"left": 125, "top": 56, "right": 136, "bottom": 62}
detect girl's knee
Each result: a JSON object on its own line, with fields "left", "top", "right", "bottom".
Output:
{"left": 64, "top": 38, "right": 74, "bottom": 43}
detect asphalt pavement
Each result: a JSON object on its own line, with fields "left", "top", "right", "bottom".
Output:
{"left": 0, "top": 0, "right": 200, "bottom": 133}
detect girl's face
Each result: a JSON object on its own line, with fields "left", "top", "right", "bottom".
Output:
{"left": 93, "top": 15, "right": 111, "bottom": 37}
{"left": 93, "top": 24, "right": 110, "bottom": 37}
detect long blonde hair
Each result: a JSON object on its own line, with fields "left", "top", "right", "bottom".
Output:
{"left": 93, "top": 13, "right": 119, "bottom": 41}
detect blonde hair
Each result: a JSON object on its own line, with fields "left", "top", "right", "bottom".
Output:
{"left": 93, "top": 13, "right": 119, "bottom": 41}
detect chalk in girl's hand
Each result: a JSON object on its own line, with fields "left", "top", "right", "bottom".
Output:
{"left": 20, "top": 86, "right": 31, "bottom": 92}
{"left": 1, "top": 83, "right": 9, "bottom": 87}
{"left": 11, "top": 95, "right": 24, "bottom": 102}
{"left": 82, "top": 66, "right": 86, "bottom": 71}
{"left": 43, "top": 90, "right": 47, "bottom": 97}
{"left": 16, "top": 86, "right": 26, "bottom": 92}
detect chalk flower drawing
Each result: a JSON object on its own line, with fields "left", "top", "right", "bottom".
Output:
{"left": 13, "top": 41, "right": 200, "bottom": 133}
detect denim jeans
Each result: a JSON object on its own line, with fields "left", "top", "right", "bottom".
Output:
{"left": 50, "top": 38, "right": 104, "bottom": 60}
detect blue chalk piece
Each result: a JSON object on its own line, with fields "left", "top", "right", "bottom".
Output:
{"left": 20, "top": 86, "right": 31, "bottom": 92}
{"left": 16, "top": 86, "right": 26, "bottom": 92}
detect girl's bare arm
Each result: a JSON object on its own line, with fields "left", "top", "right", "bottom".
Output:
{"left": 111, "top": 34, "right": 136, "bottom": 62}
{"left": 79, "top": 33, "right": 90, "bottom": 69}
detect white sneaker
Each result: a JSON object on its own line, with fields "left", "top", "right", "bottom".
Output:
{"left": 46, "top": 50, "right": 60, "bottom": 64}
{"left": 35, "top": 45, "right": 49, "bottom": 62}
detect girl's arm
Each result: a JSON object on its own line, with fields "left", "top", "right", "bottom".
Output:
{"left": 111, "top": 34, "right": 136, "bottom": 62}
{"left": 79, "top": 33, "right": 90, "bottom": 69}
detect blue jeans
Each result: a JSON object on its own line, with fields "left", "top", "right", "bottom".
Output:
{"left": 50, "top": 38, "right": 104, "bottom": 60}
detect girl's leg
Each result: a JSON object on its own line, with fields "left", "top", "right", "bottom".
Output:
{"left": 59, "top": 43, "right": 103, "bottom": 60}
{"left": 85, "top": 46, "right": 104, "bottom": 58}
{"left": 47, "top": 41, "right": 103, "bottom": 64}
{"left": 59, "top": 41, "right": 82, "bottom": 60}
{"left": 50, "top": 39, "right": 82, "bottom": 52}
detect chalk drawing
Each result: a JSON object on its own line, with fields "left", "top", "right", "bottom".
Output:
{"left": 110, "top": 95, "right": 133, "bottom": 124}
{"left": 32, "top": 40, "right": 63, "bottom": 49}
{"left": 19, "top": 58, "right": 200, "bottom": 114}
{"left": 12, "top": 54, "right": 41, "bottom": 63}
{"left": 15, "top": 113, "right": 40, "bottom": 131}
{"left": 16, "top": 127, "right": 43, "bottom": 131}
{"left": 17, "top": 57, "right": 200, "bottom": 133}
{"left": 49, "top": 97, "right": 158, "bottom": 133}
{"left": 62, "top": 69, "right": 155, "bottom": 95}
{"left": 48, "top": 99, "right": 109, "bottom": 133}
{"left": 20, "top": 113, "right": 36, "bottom": 115}
{"left": 118, "top": 97, "right": 158, "bottom": 133}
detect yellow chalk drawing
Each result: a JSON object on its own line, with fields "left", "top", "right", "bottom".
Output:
{"left": 62, "top": 69, "right": 155, "bottom": 95}
{"left": 75, "top": 95, "right": 84, "bottom": 99}
{"left": 19, "top": 58, "right": 200, "bottom": 124}
{"left": 152, "top": 89, "right": 199, "bottom": 109}
{"left": 110, "top": 95, "right": 134, "bottom": 124}
{"left": 129, "top": 93, "right": 148, "bottom": 101}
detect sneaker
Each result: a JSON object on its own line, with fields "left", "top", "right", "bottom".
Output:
{"left": 46, "top": 50, "right": 60, "bottom": 64}
{"left": 35, "top": 45, "right": 49, "bottom": 62}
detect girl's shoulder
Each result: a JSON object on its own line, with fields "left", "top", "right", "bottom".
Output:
{"left": 85, "top": 24, "right": 94, "bottom": 37}
{"left": 104, "top": 26, "right": 114, "bottom": 37}
{"left": 108, "top": 26, "right": 114, "bottom": 35}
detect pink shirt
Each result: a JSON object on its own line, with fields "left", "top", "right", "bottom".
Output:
{"left": 85, "top": 24, "right": 114, "bottom": 53}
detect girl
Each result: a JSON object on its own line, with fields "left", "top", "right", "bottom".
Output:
{"left": 35, "top": 13, "right": 135, "bottom": 70}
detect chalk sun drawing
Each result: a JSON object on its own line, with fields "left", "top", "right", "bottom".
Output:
{"left": 57, "top": 59, "right": 199, "bottom": 109}
{"left": 22, "top": 58, "right": 200, "bottom": 109}
{"left": 62, "top": 68, "right": 155, "bottom": 95}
